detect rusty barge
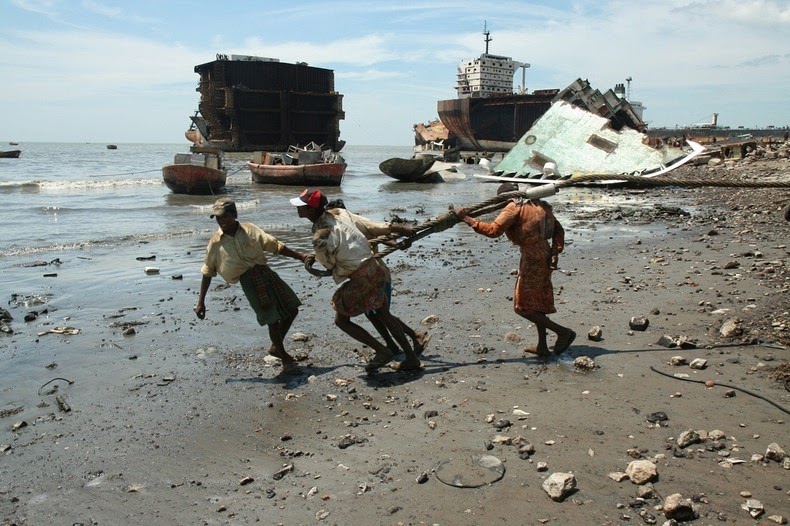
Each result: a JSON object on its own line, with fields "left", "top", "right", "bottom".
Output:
{"left": 187, "top": 54, "right": 345, "bottom": 153}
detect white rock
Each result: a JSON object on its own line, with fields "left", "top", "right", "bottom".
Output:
{"left": 765, "top": 442, "right": 785, "bottom": 462}
{"left": 626, "top": 460, "right": 658, "bottom": 485}
{"left": 741, "top": 499, "right": 764, "bottom": 518}
{"left": 608, "top": 471, "right": 629, "bottom": 482}
{"left": 542, "top": 472, "right": 576, "bottom": 501}
{"left": 689, "top": 358, "right": 708, "bottom": 369}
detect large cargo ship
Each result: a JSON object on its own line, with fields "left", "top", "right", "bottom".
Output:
{"left": 436, "top": 28, "right": 558, "bottom": 153}
{"left": 187, "top": 54, "right": 345, "bottom": 152}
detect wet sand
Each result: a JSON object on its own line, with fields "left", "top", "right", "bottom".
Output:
{"left": 1, "top": 158, "right": 788, "bottom": 525}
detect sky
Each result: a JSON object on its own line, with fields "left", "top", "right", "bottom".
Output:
{"left": 1, "top": 0, "right": 788, "bottom": 146}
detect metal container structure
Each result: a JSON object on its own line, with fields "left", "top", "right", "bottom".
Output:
{"left": 191, "top": 55, "right": 345, "bottom": 152}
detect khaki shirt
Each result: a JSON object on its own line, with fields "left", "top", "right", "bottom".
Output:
{"left": 201, "top": 222, "right": 284, "bottom": 284}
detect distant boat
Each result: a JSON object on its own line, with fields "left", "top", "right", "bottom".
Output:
{"left": 106, "top": 144, "right": 118, "bottom": 150}
{"left": 8, "top": 142, "right": 18, "bottom": 145}
{"left": 0, "top": 150, "right": 21, "bottom": 159}
{"left": 162, "top": 148, "right": 227, "bottom": 194}
{"left": 248, "top": 143, "right": 346, "bottom": 186}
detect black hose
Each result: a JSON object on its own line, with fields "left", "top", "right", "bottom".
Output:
{"left": 649, "top": 366, "right": 789, "bottom": 414}
{"left": 38, "top": 377, "right": 74, "bottom": 396}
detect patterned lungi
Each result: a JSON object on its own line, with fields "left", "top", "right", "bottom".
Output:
{"left": 513, "top": 243, "right": 556, "bottom": 316}
{"left": 239, "top": 264, "right": 302, "bottom": 326}
{"left": 332, "top": 258, "right": 388, "bottom": 317}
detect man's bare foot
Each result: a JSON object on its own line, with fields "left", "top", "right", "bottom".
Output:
{"left": 524, "top": 344, "right": 551, "bottom": 358}
{"left": 414, "top": 332, "right": 432, "bottom": 356}
{"left": 365, "top": 350, "right": 395, "bottom": 372}
{"left": 390, "top": 358, "right": 422, "bottom": 371}
{"left": 553, "top": 329, "right": 576, "bottom": 355}
{"left": 280, "top": 361, "right": 302, "bottom": 375}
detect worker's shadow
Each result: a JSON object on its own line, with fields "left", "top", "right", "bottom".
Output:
{"left": 225, "top": 364, "right": 343, "bottom": 387}
{"left": 400, "top": 343, "right": 671, "bottom": 374}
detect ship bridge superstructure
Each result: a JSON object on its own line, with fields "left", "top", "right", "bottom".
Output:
{"left": 456, "top": 53, "right": 523, "bottom": 99}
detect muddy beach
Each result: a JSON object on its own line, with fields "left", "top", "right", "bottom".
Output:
{"left": 1, "top": 156, "right": 788, "bottom": 525}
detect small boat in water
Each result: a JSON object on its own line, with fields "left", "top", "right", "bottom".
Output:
{"left": 162, "top": 147, "right": 227, "bottom": 194}
{"left": 379, "top": 157, "right": 443, "bottom": 183}
{"left": 248, "top": 142, "right": 346, "bottom": 186}
{"left": 106, "top": 144, "right": 118, "bottom": 150}
{"left": 0, "top": 150, "right": 21, "bottom": 159}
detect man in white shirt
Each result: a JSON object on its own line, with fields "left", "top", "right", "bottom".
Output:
{"left": 291, "top": 189, "right": 421, "bottom": 372}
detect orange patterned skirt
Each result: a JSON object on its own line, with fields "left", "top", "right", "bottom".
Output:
{"left": 513, "top": 242, "right": 556, "bottom": 315}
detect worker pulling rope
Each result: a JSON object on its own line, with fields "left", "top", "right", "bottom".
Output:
{"left": 302, "top": 172, "right": 790, "bottom": 277}
{"left": 367, "top": 174, "right": 790, "bottom": 260}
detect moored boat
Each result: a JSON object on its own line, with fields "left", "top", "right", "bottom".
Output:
{"left": 379, "top": 157, "right": 440, "bottom": 183}
{"left": 0, "top": 150, "right": 21, "bottom": 158}
{"left": 162, "top": 147, "right": 227, "bottom": 194}
{"left": 248, "top": 143, "right": 346, "bottom": 186}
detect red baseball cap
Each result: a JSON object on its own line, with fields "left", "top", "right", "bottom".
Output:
{"left": 289, "top": 188, "right": 327, "bottom": 209}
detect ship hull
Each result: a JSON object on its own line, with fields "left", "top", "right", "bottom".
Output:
{"left": 438, "top": 93, "right": 556, "bottom": 152}
{"left": 191, "top": 57, "right": 345, "bottom": 153}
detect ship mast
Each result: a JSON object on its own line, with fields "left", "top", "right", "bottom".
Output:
{"left": 483, "top": 21, "right": 491, "bottom": 54}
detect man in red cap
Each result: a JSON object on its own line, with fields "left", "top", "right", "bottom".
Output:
{"left": 291, "top": 189, "right": 422, "bottom": 371}
{"left": 324, "top": 199, "right": 431, "bottom": 358}
{"left": 195, "top": 198, "right": 310, "bottom": 374}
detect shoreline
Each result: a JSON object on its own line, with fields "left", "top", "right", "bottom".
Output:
{"left": 1, "top": 157, "right": 788, "bottom": 525}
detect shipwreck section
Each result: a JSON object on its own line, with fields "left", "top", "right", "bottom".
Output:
{"left": 191, "top": 55, "right": 345, "bottom": 152}
{"left": 494, "top": 78, "right": 685, "bottom": 178}
{"left": 553, "top": 78, "right": 645, "bottom": 133}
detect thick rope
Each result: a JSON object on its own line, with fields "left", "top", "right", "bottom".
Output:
{"left": 371, "top": 173, "right": 790, "bottom": 259}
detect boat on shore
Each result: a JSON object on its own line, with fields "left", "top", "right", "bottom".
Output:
{"left": 162, "top": 147, "right": 227, "bottom": 194}
{"left": 248, "top": 142, "right": 346, "bottom": 186}
{"left": 0, "top": 150, "right": 21, "bottom": 158}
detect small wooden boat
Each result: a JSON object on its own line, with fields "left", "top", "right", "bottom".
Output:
{"left": 248, "top": 143, "right": 346, "bottom": 186}
{"left": 162, "top": 147, "right": 227, "bottom": 194}
{"left": 379, "top": 157, "right": 442, "bottom": 183}
{"left": 0, "top": 150, "right": 21, "bottom": 159}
